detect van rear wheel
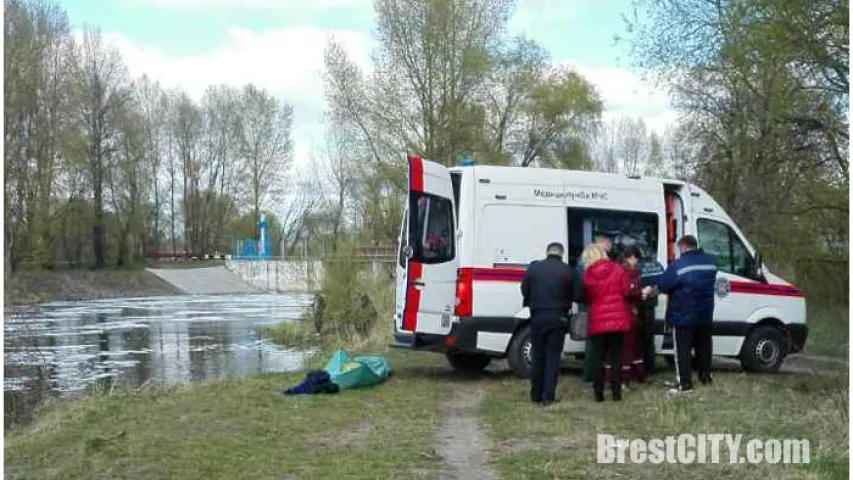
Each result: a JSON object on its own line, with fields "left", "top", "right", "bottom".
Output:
{"left": 445, "top": 351, "right": 491, "bottom": 373}
{"left": 507, "top": 325, "right": 533, "bottom": 378}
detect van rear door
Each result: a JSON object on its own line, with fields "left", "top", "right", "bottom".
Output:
{"left": 394, "top": 153, "right": 457, "bottom": 340}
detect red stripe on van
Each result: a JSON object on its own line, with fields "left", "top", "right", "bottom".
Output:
{"left": 730, "top": 281, "right": 804, "bottom": 298}
{"left": 408, "top": 153, "right": 424, "bottom": 192}
{"left": 471, "top": 267, "right": 525, "bottom": 282}
{"left": 468, "top": 267, "right": 805, "bottom": 298}
{"left": 402, "top": 261, "right": 423, "bottom": 331}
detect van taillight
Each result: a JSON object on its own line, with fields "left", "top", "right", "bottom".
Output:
{"left": 454, "top": 268, "right": 473, "bottom": 318}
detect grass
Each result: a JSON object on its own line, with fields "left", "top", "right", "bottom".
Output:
{"left": 804, "top": 304, "right": 848, "bottom": 359}
{"left": 479, "top": 362, "right": 849, "bottom": 479}
{"left": 6, "top": 347, "right": 848, "bottom": 479}
{"left": 4, "top": 349, "right": 453, "bottom": 480}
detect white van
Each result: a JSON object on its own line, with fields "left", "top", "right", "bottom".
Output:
{"left": 392, "top": 153, "right": 808, "bottom": 377}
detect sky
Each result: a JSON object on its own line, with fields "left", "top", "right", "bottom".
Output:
{"left": 60, "top": 0, "right": 676, "bottom": 169}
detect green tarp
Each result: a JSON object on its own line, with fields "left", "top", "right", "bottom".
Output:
{"left": 323, "top": 350, "right": 391, "bottom": 390}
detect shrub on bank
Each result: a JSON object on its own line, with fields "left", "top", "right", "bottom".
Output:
{"left": 259, "top": 243, "right": 394, "bottom": 352}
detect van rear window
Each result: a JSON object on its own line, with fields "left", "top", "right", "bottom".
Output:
{"left": 408, "top": 193, "right": 455, "bottom": 264}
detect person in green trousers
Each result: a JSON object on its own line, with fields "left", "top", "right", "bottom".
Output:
{"left": 579, "top": 235, "right": 613, "bottom": 382}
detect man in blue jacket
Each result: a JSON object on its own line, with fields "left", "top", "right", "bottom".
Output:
{"left": 646, "top": 235, "right": 717, "bottom": 395}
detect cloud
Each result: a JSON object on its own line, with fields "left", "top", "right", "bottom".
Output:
{"left": 101, "top": 26, "right": 373, "bottom": 168}
{"left": 509, "top": 0, "right": 586, "bottom": 36}
{"left": 101, "top": 20, "right": 675, "bottom": 182}
{"left": 558, "top": 61, "right": 678, "bottom": 134}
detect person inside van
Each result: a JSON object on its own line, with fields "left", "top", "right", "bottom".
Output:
{"left": 579, "top": 235, "right": 614, "bottom": 383}
{"left": 581, "top": 243, "right": 631, "bottom": 402}
{"left": 521, "top": 242, "right": 574, "bottom": 406}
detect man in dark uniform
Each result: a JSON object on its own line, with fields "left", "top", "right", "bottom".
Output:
{"left": 521, "top": 242, "right": 574, "bottom": 405}
{"left": 645, "top": 235, "right": 717, "bottom": 395}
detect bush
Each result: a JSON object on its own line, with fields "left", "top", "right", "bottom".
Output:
{"left": 261, "top": 242, "right": 394, "bottom": 351}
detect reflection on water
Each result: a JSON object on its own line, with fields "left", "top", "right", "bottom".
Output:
{"left": 5, "top": 293, "right": 313, "bottom": 424}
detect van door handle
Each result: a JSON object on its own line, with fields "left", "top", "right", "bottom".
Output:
{"left": 413, "top": 279, "right": 425, "bottom": 288}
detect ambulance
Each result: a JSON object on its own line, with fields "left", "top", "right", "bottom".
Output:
{"left": 392, "top": 153, "right": 808, "bottom": 377}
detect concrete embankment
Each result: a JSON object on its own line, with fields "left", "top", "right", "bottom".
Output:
{"left": 146, "top": 266, "right": 259, "bottom": 295}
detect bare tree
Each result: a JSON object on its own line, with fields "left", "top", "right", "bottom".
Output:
{"left": 134, "top": 75, "right": 168, "bottom": 253}
{"left": 616, "top": 116, "right": 649, "bottom": 176}
{"left": 235, "top": 84, "right": 294, "bottom": 238}
{"left": 73, "top": 28, "right": 129, "bottom": 268}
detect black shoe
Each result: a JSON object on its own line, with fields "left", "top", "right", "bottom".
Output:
{"left": 611, "top": 384, "right": 622, "bottom": 401}
{"left": 594, "top": 391, "right": 604, "bottom": 402}
{"left": 612, "top": 390, "right": 622, "bottom": 401}
{"left": 700, "top": 377, "right": 713, "bottom": 386}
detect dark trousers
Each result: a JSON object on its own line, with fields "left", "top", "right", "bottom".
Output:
{"left": 530, "top": 318, "right": 566, "bottom": 403}
{"left": 673, "top": 323, "right": 713, "bottom": 390}
{"left": 589, "top": 332, "right": 624, "bottom": 394}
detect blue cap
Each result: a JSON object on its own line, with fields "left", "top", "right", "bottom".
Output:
{"left": 460, "top": 158, "right": 475, "bottom": 167}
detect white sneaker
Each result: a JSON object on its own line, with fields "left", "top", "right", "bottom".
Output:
{"left": 667, "top": 388, "right": 694, "bottom": 396}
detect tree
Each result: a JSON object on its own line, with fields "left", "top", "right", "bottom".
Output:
{"left": 323, "top": 0, "right": 604, "bottom": 246}
{"left": 627, "top": 0, "right": 849, "bottom": 301}
{"left": 235, "top": 84, "right": 294, "bottom": 239}
{"left": 321, "top": 124, "right": 360, "bottom": 251}
{"left": 134, "top": 75, "right": 168, "bottom": 253}
{"left": 73, "top": 28, "right": 129, "bottom": 268}
{"left": 110, "top": 94, "right": 148, "bottom": 267}
{"left": 4, "top": 0, "right": 75, "bottom": 271}
{"left": 645, "top": 131, "right": 663, "bottom": 177}
{"left": 615, "top": 116, "right": 648, "bottom": 176}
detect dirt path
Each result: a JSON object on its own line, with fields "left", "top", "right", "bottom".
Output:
{"left": 433, "top": 386, "right": 497, "bottom": 480}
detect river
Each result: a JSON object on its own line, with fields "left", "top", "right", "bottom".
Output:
{"left": 4, "top": 293, "right": 313, "bottom": 425}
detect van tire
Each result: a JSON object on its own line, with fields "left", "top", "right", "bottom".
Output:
{"left": 507, "top": 325, "right": 533, "bottom": 379}
{"left": 740, "top": 326, "right": 786, "bottom": 373}
{"left": 445, "top": 351, "right": 491, "bottom": 373}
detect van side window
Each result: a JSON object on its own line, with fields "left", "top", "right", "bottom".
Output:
{"left": 697, "top": 218, "right": 753, "bottom": 277}
{"left": 408, "top": 193, "right": 455, "bottom": 264}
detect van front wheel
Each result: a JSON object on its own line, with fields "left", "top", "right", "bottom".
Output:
{"left": 740, "top": 326, "right": 786, "bottom": 373}
{"left": 445, "top": 351, "right": 492, "bottom": 373}
{"left": 507, "top": 325, "right": 533, "bottom": 378}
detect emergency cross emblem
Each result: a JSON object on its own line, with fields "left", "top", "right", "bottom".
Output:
{"left": 715, "top": 277, "right": 731, "bottom": 298}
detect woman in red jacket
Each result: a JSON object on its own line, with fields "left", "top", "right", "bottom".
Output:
{"left": 582, "top": 243, "right": 632, "bottom": 402}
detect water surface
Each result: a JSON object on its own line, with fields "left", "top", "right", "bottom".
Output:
{"left": 5, "top": 293, "right": 313, "bottom": 424}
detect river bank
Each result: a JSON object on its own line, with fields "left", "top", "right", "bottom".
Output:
{"left": 5, "top": 269, "right": 183, "bottom": 306}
